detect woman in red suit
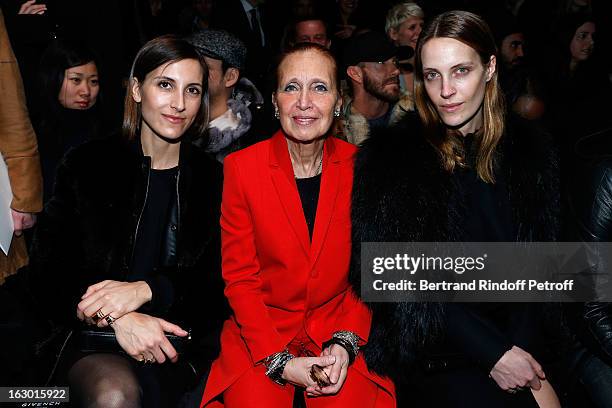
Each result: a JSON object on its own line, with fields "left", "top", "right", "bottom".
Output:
{"left": 201, "top": 43, "right": 395, "bottom": 407}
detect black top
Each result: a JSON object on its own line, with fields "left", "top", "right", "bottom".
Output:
{"left": 129, "top": 166, "right": 179, "bottom": 281}
{"left": 446, "top": 134, "right": 532, "bottom": 371}
{"left": 454, "top": 134, "right": 515, "bottom": 242}
{"left": 37, "top": 107, "right": 102, "bottom": 202}
{"left": 296, "top": 173, "right": 321, "bottom": 239}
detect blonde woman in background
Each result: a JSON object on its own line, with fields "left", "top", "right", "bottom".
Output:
{"left": 385, "top": 2, "right": 424, "bottom": 101}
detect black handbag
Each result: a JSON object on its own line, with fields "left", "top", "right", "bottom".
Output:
{"left": 76, "top": 327, "right": 191, "bottom": 354}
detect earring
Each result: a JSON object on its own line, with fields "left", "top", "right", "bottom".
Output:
{"left": 274, "top": 106, "right": 280, "bottom": 119}
{"left": 334, "top": 108, "right": 341, "bottom": 117}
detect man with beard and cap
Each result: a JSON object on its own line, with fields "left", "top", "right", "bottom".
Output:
{"left": 339, "top": 31, "right": 413, "bottom": 146}
{"left": 188, "top": 29, "right": 264, "bottom": 162}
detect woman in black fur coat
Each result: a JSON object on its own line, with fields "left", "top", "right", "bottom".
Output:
{"left": 349, "top": 10, "right": 561, "bottom": 408}
{"left": 31, "top": 36, "right": 228, "bottom": 407}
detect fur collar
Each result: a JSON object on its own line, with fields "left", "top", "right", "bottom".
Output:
{"left": 349, "top": 114, "right": 560, "bottom": 379}
{"left": 340, "top": 94, "right": 414, "bottom": 146}
{"left": 206, "top": 99, "right": 252, "bottom": 154}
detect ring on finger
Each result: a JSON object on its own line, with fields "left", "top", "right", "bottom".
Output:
{"left": 105, "top": 314, "right": 117, "bottom": 326}
{"left": 91, "top": 308, "right": 105, "bottom": 324}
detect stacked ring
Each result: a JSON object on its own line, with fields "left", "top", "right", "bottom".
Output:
{"left": 91, "top": 308, "right": 105, "bottom": 324}
{"left": 105, "top": 315, "right": 116, "bottom": 326}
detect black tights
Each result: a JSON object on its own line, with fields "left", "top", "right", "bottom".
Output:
{"left": 67, "top": 353, "right": 196, "bottom": 408}
{"left": 68, "top": 354, "right": 141, "bottom": 408}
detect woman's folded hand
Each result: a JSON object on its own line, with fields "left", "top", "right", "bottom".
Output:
{"left": 77, "top": 280, "right": 152, "bottom": 326}
{"left": 111, "top": 312, "right": 188, "bottom": 364}
{"left": 281, "top": 355, "right": 336, "bottom": 396}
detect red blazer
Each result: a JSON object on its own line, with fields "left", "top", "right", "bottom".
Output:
{"left": 202, "top": 131, "right": 394, "bottom": 405}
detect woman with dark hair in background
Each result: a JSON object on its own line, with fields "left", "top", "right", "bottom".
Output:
{"left": 350, "top": 10, "right": 561, "bottom": 408}
{"left": 35, "top": 39, "right": 103, "bottom": 201}
{"left": 546, "top": 14, "right": 611, "bottom": 166}
{"left": 31, "top": 35, "right": 228, "bottom": 407}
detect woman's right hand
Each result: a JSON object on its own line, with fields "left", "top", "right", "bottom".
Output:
{"left": 490, "top": 345, "right": 545, "bottom": 392}
{"left": 281, "top": 355, "right": 337, "bottom": 396}
{"left": 111, "top": 312, "right": 188, "bottom": 364}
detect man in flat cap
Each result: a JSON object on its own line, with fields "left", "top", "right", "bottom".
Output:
{"left": 339, "top": 31, "right": 412, "bottom": 146}
{"left": 189, "top": 29, "right": 264, "bottom": 161}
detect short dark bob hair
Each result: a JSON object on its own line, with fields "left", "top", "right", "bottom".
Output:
{"left": 122, "top": 35, "right": 209, "bottom": 141}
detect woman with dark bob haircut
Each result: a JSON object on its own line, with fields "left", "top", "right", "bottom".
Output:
{"left": 31, "top": 35, "right": 228, "bottom": 407}
{"left": 349, "top": 10, "right": 561, "bottom": 408}
{"left": 35, "top": 39, "right": 104, "bottom": 201}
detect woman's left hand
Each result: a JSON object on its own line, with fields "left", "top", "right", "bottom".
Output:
{"left": 314, "top": 344, "right": 350, "bottom": 396}
{"left": 77, "top": 280, "right": 152, "bottom": 327}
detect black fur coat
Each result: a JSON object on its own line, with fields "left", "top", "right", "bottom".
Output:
{"left": 349, "top": 114, "right": 560, "bottom": 381}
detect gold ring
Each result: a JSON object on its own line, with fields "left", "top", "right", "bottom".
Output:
{"left": 105, "top": 315, "right": 116, "bottom": 326}
{"left": 91, "top": 308, "right": 104, "bottom": 324}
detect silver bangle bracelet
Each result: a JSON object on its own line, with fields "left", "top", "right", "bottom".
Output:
{"left": 332, "top": 331, "right": 360, "bottom": 359}
{"left": 264, "top": 349, "right": 295, "bottom": 385}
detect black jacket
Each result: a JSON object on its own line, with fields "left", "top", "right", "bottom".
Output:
{"left": 31, "top": 135, "right": 229, "bottom": 367}
{"left": 567, "top": 152, "right": 612, "bottom": 366}
{"left": 349, "top": 114, "right": 560, "bottom": 381}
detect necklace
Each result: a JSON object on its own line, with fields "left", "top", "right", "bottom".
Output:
{"left": 290, "top": 146, "right": 324, "bottom": 178}
{"left": 315, "top": 154, "right": 323, "bottom": 176}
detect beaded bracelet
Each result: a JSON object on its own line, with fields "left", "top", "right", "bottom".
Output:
{"left": 264, "top": 349, "right": 295, "bottom": 385}
{"left": 321, "top": 331, "right": 360, "bottom": 364}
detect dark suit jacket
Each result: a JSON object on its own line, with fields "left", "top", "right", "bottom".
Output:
{"left": 209, "top": 0, "right": 274, "bottom": 84}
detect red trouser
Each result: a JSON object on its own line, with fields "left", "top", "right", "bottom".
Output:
{"left": 216, "top": 331, "right": 395, "bottom": 407}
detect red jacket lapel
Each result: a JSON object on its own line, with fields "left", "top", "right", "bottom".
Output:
{"left": 310, "top": 137, "right": 341, "bottom": 266}
{"left": 269, "top": 131, "right": 311, "bottom": 257}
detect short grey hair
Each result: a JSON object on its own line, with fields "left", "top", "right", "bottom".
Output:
{"left": 385, "top": 2, "right": 425, "bottom": 35}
